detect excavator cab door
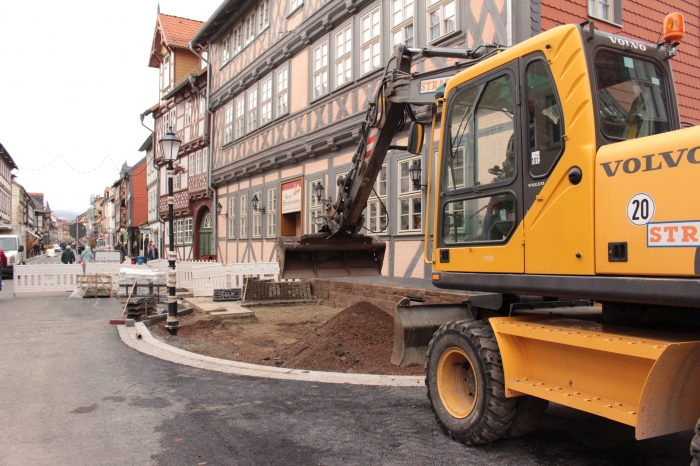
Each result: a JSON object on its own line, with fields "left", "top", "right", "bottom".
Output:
{"left": 434, "top": 61, "right": 525, "bottom": 274}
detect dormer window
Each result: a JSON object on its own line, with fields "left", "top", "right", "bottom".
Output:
{"left": 161, "top": 55, "right": 170, "bottom": 92}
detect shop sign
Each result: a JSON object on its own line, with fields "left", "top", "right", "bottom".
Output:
{"left": 281, "top": 179, "right": 302, "bottom": 214}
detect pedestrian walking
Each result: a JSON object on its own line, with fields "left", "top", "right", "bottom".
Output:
{"left": 80, "top": 246, "right": 94, "bottom": 264}
{"left": 148, "top": 242, "right": 159, "bottom": 260}
{"left": 0, "top": 247, "right": 6, "bottom": 291}
{"left": 61, "top": 245, "right": 76, "bottom": 264}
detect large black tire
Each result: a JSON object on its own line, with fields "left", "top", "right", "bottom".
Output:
{"left": 425, "top": 319, "right": 516, "bottom": 445}
{"left": 691, "top": 417, "right": 700, "bottom": 466}
{"left": 502, "top": 395, "right": 549, "bottom": 439}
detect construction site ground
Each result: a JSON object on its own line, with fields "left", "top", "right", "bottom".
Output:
{"left": 150, "top": 299, "right": 423, "bottom": 376}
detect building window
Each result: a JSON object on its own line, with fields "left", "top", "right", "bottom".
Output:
{"left": 245, "top": 11, "right": 256, "bottom": 45}
{"left": 203, "top": 148, "right": 208, "bottom": 173}
{"left": 368, "top": 164, "right": 388, "bottom": 233}
{"left": 259, "top": 0, "right": 269, "bottom": 31}
{"left": 398, "top": 157, "right": 422, "bottom": 232}
{"left": 169, "top": 109, "right": 177, "bottom": 131}
{"left": 588, "top": 0, "right": 621, "bottom": 25}
{"left": 228, "top": 197, "right": 236, "bottom": 238}
{"left": 313, "top": 41, "right": 329, "bottom": 99}
{"left": 185, "top": 100, "right": 192, "bottom": 126}
{"left": 189, "top": 154, "right": 194, "bottom": 175}
{"left": 233, "top": 25, "right": 243, "bottom": 55}
{"left": 267, "top": 187, "right": 277, "bottom": 237}
{"left": 184, "top": 217, "right": 193, "bottom": 244}
{"left": 361, "top": 8, "right": 381, "bottom": 75}
{"left": 428, "top": 0, "right": 456, "bottom": 42}
{"left": 392, "top": 0, "right": 414, "bottom": 47}
{"left": 240, "top": 194, "right": 248, "bottom": 239}
{"left": 174, "top": 173, "right": 181, "bottom": 190}
{"left": 335, "top": 25, "right": 352, "bottom": 87}
{"left": 196, "top": 150, "right": 202, "bottom": 174}
{"left": 176, "top": 219, "right": 184, "bottom": 245}
{"left": 252, "top": 191, "right": 262, "bottom": 238}
{"left": 247, "top": 86, "right": 258, "bottom": 132}
{"left": 222, "top": 37, "right": 230, "bottom": 63}
{"left": 308, "top": 180, "right": 323, "bottom": 234}
{"left": 261, "top": 75, "right": 272, "bottom": 124}
{"left": 161, "top": 55, "right": 170, "bottom": 91}
{"left": 290, "top": 0, "right": 302, "bottom": 14}
{"left": 235, "top": 95, "right": 245, "bottom": 139}
{"left": 224, "top": 103, "right": 234, "bottom": 144}
{"left": 277, "top": 66, "right": 289, "bottom": 116}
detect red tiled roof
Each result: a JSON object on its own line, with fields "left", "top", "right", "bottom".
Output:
{"left": 157, "top": 13, "right": 204, "bottom": 48}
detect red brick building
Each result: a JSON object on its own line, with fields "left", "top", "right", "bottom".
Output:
{"left": 541, "top": 0, "right": 700, "bottom": 123}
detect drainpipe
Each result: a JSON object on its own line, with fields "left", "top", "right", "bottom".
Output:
{"left": 189, "top": 40, "right": 217, "bottom": 259}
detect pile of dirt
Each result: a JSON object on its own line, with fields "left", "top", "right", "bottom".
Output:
{"left": 150, "top": 301, "right": 423, "bottom": 376}
{"left": 279, "top": 302, "right": 423, "bottom": 375}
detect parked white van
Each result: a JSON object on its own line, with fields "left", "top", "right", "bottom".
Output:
{"left": 0, "top": 235, "right": 25, "bottom": 277}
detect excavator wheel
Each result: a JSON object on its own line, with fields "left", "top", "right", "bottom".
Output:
{"left": 502, "top": 395, "right": 549, "bottom": 439}
{"left": 691, "top": 417, "right": 700, "bottom": 466}
{"left": 425, "top": 319, "right": 516, "bottom": 445}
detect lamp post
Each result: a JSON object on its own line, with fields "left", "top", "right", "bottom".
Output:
{"left": 409, "top": 159, "right": 427, "bottom": 192}
{"left": 158, "top": 126, "right": 182, "bottom": 336}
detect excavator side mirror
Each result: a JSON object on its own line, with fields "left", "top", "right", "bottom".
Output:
{"left": 407, "top": 122, "right": 424, "bottom": 155}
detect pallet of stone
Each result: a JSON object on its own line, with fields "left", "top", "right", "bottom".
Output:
{"left": 125, "top": 296, "right": 158, "bottom": 320}
{"left": 213, "top": 289, "right": 243, "bottom": 302}
{"left": 76, "top": 274, "right": 113, "bottom": 298}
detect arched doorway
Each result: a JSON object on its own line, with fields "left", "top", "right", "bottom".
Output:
{"left": 199, "top": 209, "right": 213, "bottom": 259}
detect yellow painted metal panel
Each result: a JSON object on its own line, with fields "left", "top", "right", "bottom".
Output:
{"left": 595, "top": 126, "right": 700, "bottom": 276}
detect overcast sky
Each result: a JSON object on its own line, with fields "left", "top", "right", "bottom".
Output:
{"left": 0, "top": 0, "right": 223, "bottom": 214}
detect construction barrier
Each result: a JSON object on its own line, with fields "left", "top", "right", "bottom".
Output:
{"left": 229, "top": 262, "right": 280, "bottom": 288}
{"left": 192, "top": 264, "right": 228, "bottom": 297}
{"left": 13, "top": 264, "right": 83, "bottom": 296}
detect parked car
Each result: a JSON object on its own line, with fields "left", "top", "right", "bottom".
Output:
{"left": 53, "top": 245, "right": 62, "bottom": 252}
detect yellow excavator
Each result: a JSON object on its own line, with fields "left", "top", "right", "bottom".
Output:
{"left": 277, "top": 13, "right": 700, "bottom": 462}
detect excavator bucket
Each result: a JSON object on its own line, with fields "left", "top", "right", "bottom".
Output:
{"left": 391, "top": 303, "right": 473, "bottom": 367}
{"left": 277, "top": 234, "right": 386, "bottom": 279}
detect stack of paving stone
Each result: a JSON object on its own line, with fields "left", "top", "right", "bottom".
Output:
{"left": 125, "top": 296, "right": 158, "bottom": 320}
{"left": 244, "top": 277, "right": 312, "bottom": 301}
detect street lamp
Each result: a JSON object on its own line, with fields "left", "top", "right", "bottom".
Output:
{"left": 251, "top": 194, "right": 265, "bottom": 214}
{"left": 216, "top": 202, "right": 224, "bottom": 216}
{"left": 158, "top": 126, "right": 182, "bottom": 336}
{"left": 409, "top": 159, "right": 426, "bottom": 192}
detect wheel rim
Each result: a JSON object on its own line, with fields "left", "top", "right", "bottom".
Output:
{"left": 437, "top": 346, "right": 478, "bottom": 419}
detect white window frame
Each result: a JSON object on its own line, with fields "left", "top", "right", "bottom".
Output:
{"left": 398, "top": 157, "right": 422, "bottom": 233}
{"left": 427, "top": 0, "right": 456, "bottom": 43}
{"left": 335, "top": 25, "right": 352, "bottom": 88}
{"left": 277, "top": 65, "right": 289, "bottom": 117}
{"left": 252, "top": 190, "right": 262, "bottom": 238}
{"left": 245, "top": 11, "right": 256, "bottom": 45}
{"left": 308, "top": 179, "right": 323, "bottom": 234}
{"left": 228, "top": 196, "right": 236, "bottom": 239}
{"left": 235, "top": 95, "right": 245, "bottom": 139}
{"left": 185, "top": 100, "right": 192, "bottom": 126}
{"left": 313, "top": 41, "right": 329, "bottom": 99}
{"left": 196, "top": 150, "right": 202, "bottom": 174}
{"left": 259, "top": 0, "right": 270, "bottom": 32}
{"left": 267, "top": 187, "right": 277, "bottom": 237}
{"left": 224, "top": 103, "right": 234, "bottom": 145}
{"left": 184, "top": 217, "right": 193, "bottom": 245}
{"left": 290, "top": 0, "right": 303, "bottom": 15}
{"left": 174, "top": 173, "right": 181, "bottom": 190}
{"left": 368, "top": 164, "right": 388, "bottom": 234}
{"left": 587, "top": 0, "right": 622, "bottom": 26}
{"left": 392, "top": 0, "right": 414, "bottom": 47}
{"left": 203, "top": 148, "right": 208, "bottom": 174}
{"left": 221, "top": 37, "right": 231, "bottom": 63}
{"left": 233, "top": 25, "right": 243, "bottom": 55}
{"left": 247, "top": 85, "right": 258, "bottom": 133}
{"left": 361, "top": 8, "right": 381, "bottom": 75}
{"left": 169, "top": 109, "right": 177, "bottom": 131}
{"left": 240, "top": 194, "right": 248, "bottom": 239}
{"left": 189, "top": 154, "right": 194, "bottom": 175}
{"left": 176, "top": 219, "right": 184, "bottom": 245}
{"left": 261, "top": 74, "right": 273, "bottom": 125}
{"left": 161, "top": 54, "right": 170, "bottom": 92}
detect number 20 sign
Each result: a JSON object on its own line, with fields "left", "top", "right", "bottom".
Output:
{"left": 627, "top": 193, "right": 655, "bottom": 226}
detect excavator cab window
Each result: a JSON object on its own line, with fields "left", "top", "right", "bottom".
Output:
{"left": 441, "top": 72, "right": 518, "bottom": 245}
{"left": 526, "top": 60, "right": 563, "bottom": 178}
{"left": 594, "top": 50, "right": 670, "bottom": 140}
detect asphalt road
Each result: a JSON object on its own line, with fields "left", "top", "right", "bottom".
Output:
{"left": 0, "top": 278, "right": 694, "bottom": 465}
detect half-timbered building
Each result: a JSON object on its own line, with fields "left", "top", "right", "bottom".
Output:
{"left": 147, "top": 12, "right": 213, "bottom": 261}
{"left": 191, "top": 0, "right": 700, "bottom": 288}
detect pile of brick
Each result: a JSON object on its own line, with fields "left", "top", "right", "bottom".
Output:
{"left": 244, "top": 277, "right": 312, "bottom": 302}
{"left": 308, "top": 279, "right": 473, "bottom": 315}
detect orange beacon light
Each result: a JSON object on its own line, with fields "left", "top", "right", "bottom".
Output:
{"left": 662, "top": 12, "right": 685, "bottom": 44}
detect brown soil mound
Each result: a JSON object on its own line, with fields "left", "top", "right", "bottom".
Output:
{"left": 279, "top": 302, "right": 423, "bottom": 375}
